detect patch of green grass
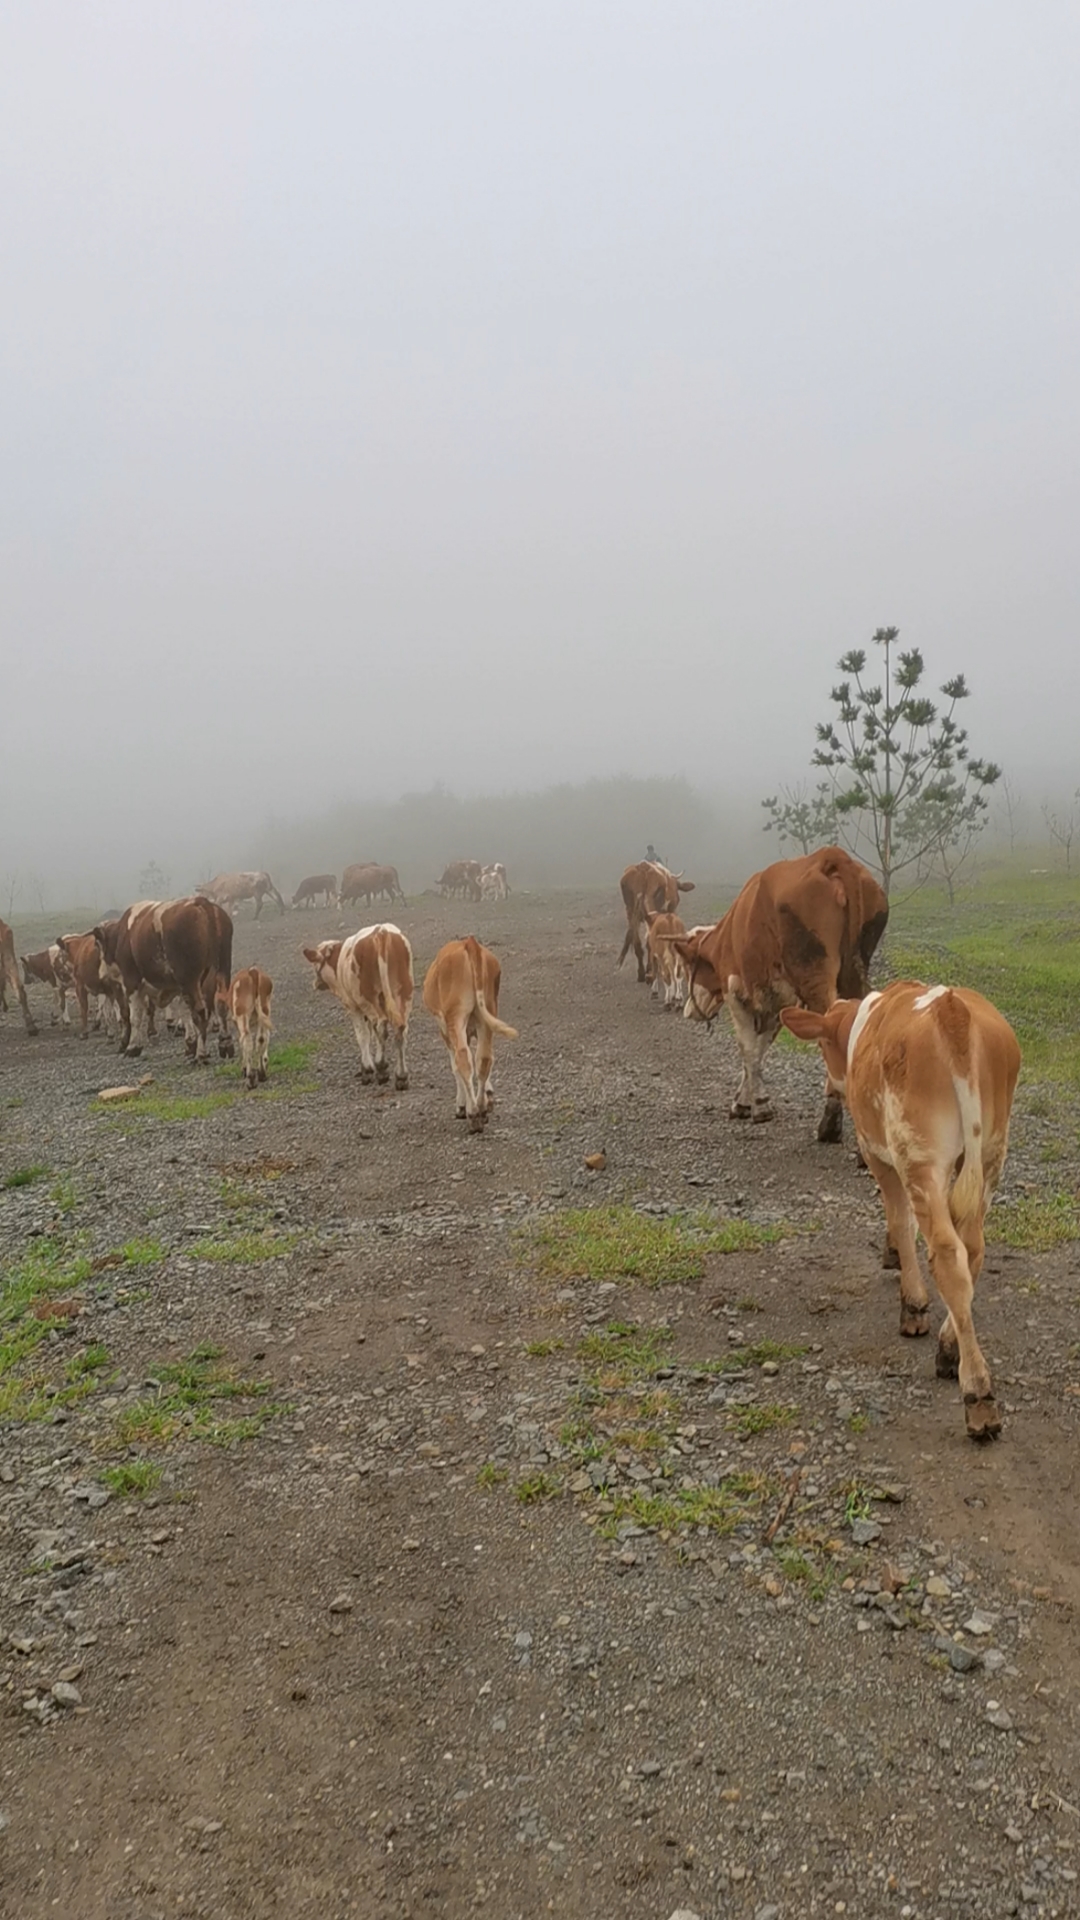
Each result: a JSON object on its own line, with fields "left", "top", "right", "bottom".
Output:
{"left": 690, "top": 1340, "right": 807, "bottom": 1377}
{"left": 515, "top": 1472, "right": 559, "bottom": 1505}
{"left": 114, "top": 1344, "right": 277, "bottom": 1449}
{"left": 268, "top": 1038, "right": 319, "bottom": 1075}
{"left": 842, "top": 1479, "right": 876, "bottom": 1527}
{"left": 0, "top": 1239, "right": 95, "bottom": 1400}
{"left": 65, "top": 1343, "right": 110, "bottom": 1379}
{"left": 476, "top": 1462, "right": 509, "bottom": 1488}
{"left": 775, "top": 1546, "right": 815, "bottom": 1583}
{"left": 119, "top": 1236, "right": 166, "bottom": 1267}
{"left": 577, "top": 1321, "right": 673, "bottom": 1383}
{"left": 105, "top": 1088, "right": 239, "bottom": 1124}
{"left": 988, "top": 1191, "right": 1080, "bottom": 1250}
{"left": 736, "top": 1296, "right": 764, "bottom": 1313}
{"left": 524, "top": 1338, "right": 565, "bottom": 1358}
{"left": 2, "top": 1165, "right": 50, "bottom": 1190}
{"left": 727, "top": 1402, "right": 797, "bottom": 1437}
{"left": 100, "top": 1460, "right": 162, "bottom": 1497}
{"left": 530, "top": 1205, "right": 799, "bottom": 1289}
{"left": 605, "top": 1471, "right": 777, "bottom": 1539}
{"left": 189, "top": 1231, "right": 300, "bottom": 1264}
{"left": 847, "top": 1412, "right": 869, "bottom": 1434}
{"left": 745, "top": 1340, "right": 808, "bottom": 1366}
{"left": 50, "top": 1176, "right": 78, "bottom": 1213}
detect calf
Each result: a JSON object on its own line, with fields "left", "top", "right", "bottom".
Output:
{"left": 781, "top": 980, "right": 1021, "bottom": 1441}
{"left": 423, "top": 937, "right": 518, "bottom": 1131}
{"left": 228, "top": 966, "right": 273, "bottom": 1087}
{"left": 645, "top": 910, "right": 688, "bottom": 1007}
{"left": 617, "top": 862, "right": 695, "bottom": 983}
{"left": 1, "top": 918, "right": 38, "bottom": 1034}
{"left": 21, "top": 946, "right": 73, "bottom": 1026}
{"left": 303, "top": 923, "right": 413, "bottom": 1090}
{"left": 479, "top": 863, "right": 509, "bottom": 901}
{"left": 292, "top": 874, "right": 337, "bottom": 908}
{"left": 55, "top": 931, "right": 127, "bottom": 1040}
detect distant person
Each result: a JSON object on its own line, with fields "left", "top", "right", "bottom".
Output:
{"left": 645, "top": 843, "right": 663, "bottom": 867}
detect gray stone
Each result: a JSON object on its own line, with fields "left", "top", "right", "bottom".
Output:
{"left": 51, "top": 1681, "right": 82, "bottom": 1707}
{"left": 328, "top": 1593, "right": 354, "bottom": 1614}
{"left": 963, "top": 1609, "right": 995, "bottom": 1636}
{"left": 851, "top": 1518, "right": 882, "bottom": 1546}
{"left": 514, "top": 1630, "right": 533, "bottom": 1650}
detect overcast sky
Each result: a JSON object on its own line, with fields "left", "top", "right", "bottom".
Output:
{"left": 2, "top": 2, "right": 1078, "bottom": 889}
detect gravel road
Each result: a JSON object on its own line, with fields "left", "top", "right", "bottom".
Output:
{"left": 2, "top": 888, "right": 1078, "bottom": 1920}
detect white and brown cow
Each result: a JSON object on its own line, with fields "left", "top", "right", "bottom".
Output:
{"left": 617, "top": 862, "right": 696, "bottom": 983}
{"left": 1, "top": 917, "right": 38, "bottom": 1035}
{"left": 227, "top": 966, "right": 273, "bottom": 1088}
{"left": 782, "top": 980, "right": 1021, "bottom": 1440}
{"left": 200, "top": 871, "right": 285, "bottom": 919}
{"left": 93, "top": 896, "right": 233, "bottom": 1061}
{"left": 438, "top": 860, "right": 483, "bottom": 902}
{"left": 21, "top": 945, "right": 73, "bottom": 1026}
{"left": 671, "top": 846, "right": 888, "bottom": 1141}
{"left": 644, "top": 910, "right": 688, "bottom": 1008}
{"left": 423, "top": 936, "right": 518, "bottom": 1130}
{"left": 479, "top": 863, "right": 509, "bottom": 901}
{"left": 303, "top": 923, "right": 413, "bottom": 1090}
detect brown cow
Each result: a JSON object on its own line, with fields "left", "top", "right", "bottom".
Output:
{"left": 670, "top": 846, "right": 888, "bottom": 1140}
{"left": 438, "top": 860, "right": 483, "bottom": 901}
{"left": 303, "top": 923, "right": 413, "bottom": 1089}
{"left": 339, "top": 863, "right": 406, "bottom": 908}
{"left": 93, "top": 896, "right": 233, "bottom": 1061}
{"left": 1, "top": 917, "right": 37, "bottom": 1034}
{"left": 227, "top": 966, "right": 273, "bottom": 1088}
{"left": 645, "top": 911, "right": 688, "bottom": 1008}
{"left": 55, "top": 930, "right": 128, "bottom": 1040}
{"left": 21, "top": 946, "right": 73, "bottom": 1026}
{"left": 423, "top": 937, "right": 518, "bottom": 1130}
{"left": 200, "top": 871, "right": 285, "bottom": 918}
{"left": 781, "top": 981, "right": 1021, "bottom": 1440}
{"left": 617, "top": 862, "right": 696, "bottom": 983}
{"left": 292, "top": 874, "right": 338, "bottom": 908}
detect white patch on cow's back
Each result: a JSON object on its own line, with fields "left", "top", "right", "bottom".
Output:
{"left": 847, "top": 990, "right": 883, "bottom": 1065}
{"left": 913, "top": 983, "right": 948, "bottom": 1011}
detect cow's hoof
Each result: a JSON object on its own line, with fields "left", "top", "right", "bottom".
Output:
{"left": 468, "top": 1112, "right": 487, "bottom": 1134}
{"left": 124, "top": 1044, "right": 143, "bottom": 1058}
{"left": 935, "top": 1342, "right": 960, "bottom": 1379}
{"left": 455, "top": 1107, "right": 467, "bottom": 1119}
{"left": 816, "top": 1110, "right": 843, "bottom": 1144}
{"left": 376, "top": 1067, "right": 390, "bottom": 1086}
{"left": 359, "top": 1069, "right": 375, "bottom": 1085}
{"left": 964, "top": 1394, "right": 1002, "bottom": 1442}
{"left": 258, "top": 1068, "right": 268, "bottom": 1083}
{"left": 730, "top": 1102, "right": 752, "bottom": 1120}
{"left": 751, "top": 1105, "right": 774, "bottom": 1124}
{"left": 881, "top": 1242, "right": 901, "bottom": 1271}
{"left": 395, "top": 1074, "right": 409, "bottom": 1091}
{"left": 27, "top": 1025, "right": 40, "bottom": 1038}
{"left": 78, "top": 1032, "right": 87, "bottom": 1043}
{"left": 899, "top": 1304, "right": 930, "bottom": 1337}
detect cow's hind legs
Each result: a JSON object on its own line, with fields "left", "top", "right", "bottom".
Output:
{"left": 350, "top": 1015, "right": 377, "bottom": 1084}
{"left": 916, "top": 1183, "right": 999, "bottom": 1440}
{"left": 868, "top": 1155, "right": 930, "bottom": 1337}
{"left": 727, "top": 999, "right": 777, "bottom": 1122}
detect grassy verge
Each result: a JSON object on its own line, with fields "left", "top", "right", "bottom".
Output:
{"left": 0, "top": 1235, "right": 164, "bottom": 1422}
{"left": 114, "top": 1342, "right": 279, "bottom": 1448}
{"left": 96, "top": 1036, "right": 322, "bottom": 1126}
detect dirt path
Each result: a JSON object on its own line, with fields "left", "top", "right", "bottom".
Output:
{"left": 2, "top": 889, "right": 1079, "bottom": 1919}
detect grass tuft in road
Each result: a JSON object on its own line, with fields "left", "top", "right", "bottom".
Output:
{"left": 988, "top": 1190, "right": 1080, "bottom": 1250}
{"left": 531, "top": 1205, "right": 799, "bottom": 1289}
{"left": 189, "top": 1231, "right": 300, "bottom": 1264}
{"left": 100, "top": 1460, "right": 162, "bottom": 1497}
{"left": 2, "top": 1165, "right": 50, "bottom": 1190}
{"left": 115, "top": 1343, "right": 278, "bottom": 1449}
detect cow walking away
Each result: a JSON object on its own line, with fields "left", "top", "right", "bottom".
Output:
{"left": 479, "top": 863, "right": 509, "bottom": 901}
{"left": 303, "top": 923, "right": 413, "bottom": 1090}
{"left": 617, "top": 862, "right": 696, "bottom": 983}
{"left": 1, "top": 918, "right": 38, "bottom": 1035}
{"left": 781, "top": 981, "right": 1021, "bottom": 1440}
{"left": 94, "top": 896, "right": 233, "bottom": 1062}
{"left": 292, "top": 874, "right": 337, "bottom": 908}
{"left": 423, "top": 937, "right": 518, "bottom": 1131}
{"left": 21, "top": 946, "right": 73, "bottom": 1026}
{"left": 671, "top": 846, "right": 888, "bottom": 1141}
{"left": 200, "top": 871, "right": 286, "bottom": 918}
{"left": 645, "top": 911, "right": 688, "bottom": 1008}
{"left": 227, "top": 967, "right": 273, "bottom": 1087}
{"left": 339, "top": 863, "right": 405, "bottom": 908}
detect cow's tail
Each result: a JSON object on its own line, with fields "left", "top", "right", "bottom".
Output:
{"left": 474, "top": 991, "right": 518, "bottom": 1040}
{"left": 945, "top": 997, "right": 983, "bottom": 1233}
{"left": 377, "top": 949, "right": 409, "bottom": 1033}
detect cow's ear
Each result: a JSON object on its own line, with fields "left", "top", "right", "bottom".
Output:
{"left": 781, "top": 1007, "right": 826, "bottom": 1041}
{"left": 677, "top": 879, "right": 696, "bottom": 893}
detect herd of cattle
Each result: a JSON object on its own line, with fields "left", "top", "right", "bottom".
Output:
{"left": 0, "top": 843, "right": 1023, "bottom": 1441}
